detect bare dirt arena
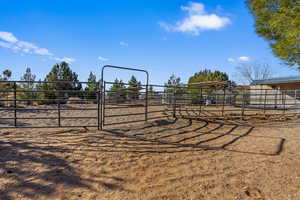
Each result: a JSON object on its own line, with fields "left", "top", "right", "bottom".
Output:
{"left": 1, "top": 105, "right": 300, "bottom": 200}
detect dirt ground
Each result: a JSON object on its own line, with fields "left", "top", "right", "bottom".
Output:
{"left": 1, "top": 105, "right": 300, "bottom": 200}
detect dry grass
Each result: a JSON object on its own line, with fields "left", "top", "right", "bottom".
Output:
{"left": 1, "top": 105, "right": 300, "bottom": 199}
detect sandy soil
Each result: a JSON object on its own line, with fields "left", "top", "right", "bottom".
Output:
{"left": 0, "top": 104, "right": 172, "bottom": 128}
{"left": 1, "top": 105, "right": 300, "bottom": 200}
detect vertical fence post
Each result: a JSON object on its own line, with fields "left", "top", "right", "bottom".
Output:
{"left": 199, "top": 88, "right": 203, "bottom": 116}
{"left": 145, "top": 84, "right": 148, "bottom": 122}
{"left": 264, "top": 89, "right": 267, "bottom": 114}
{"left": 294, "top": 89, "right": 297, "bottom": 107}
{"left": 222, "top": 88, "right": 226, "bottom": 117}
{"left": 99, "top": 81, "right": 103, "bottom": 130}
{"left": 97, "top": 90, "right": 100, "bottom": 130}
{"left": 259, "top": 86, "right": 263, "bottom": 106}
{"left": 295, "top": 89, "right": 298, "bottom": 116}
{"left": 13, "top": 82, "right": 17, "bottom": 127}
{"left": 283, "top": 89, "right": 286, "bottom": 115}
{"left": 103, "top": 82, "right": 106, "bottom": 127}
{"left": 57, "top": 98, "right": 61, "bottom": 127}
{"left": 293, "top": 89, "right": 297, "bottom": 115}
{"left": 275, "top": 88, "right": 278, "bottom": 109}
{"left": 173, "top": 90, "right": 176, "bottom": 118}
{"left": 241, "top": 88, "right": 245, "bottom": 117}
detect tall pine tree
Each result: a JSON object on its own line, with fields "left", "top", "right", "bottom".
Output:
{"left": 40, "top": 62, "right": 82, "bottom": 103}
{"left": 247, "top": 0, "right": 300, "bottom": 67}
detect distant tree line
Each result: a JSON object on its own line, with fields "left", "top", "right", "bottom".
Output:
{"left": 107, "top": 75, "right": 145, "bottom": 103}
{"left": 0, "top": 62, "right": 102, "bottom": 105}
{"left": 0, "top": 62, "right": 150, "bottom": 105}
{"left": 1, "top": 61, "right": 239, "bottom": 106}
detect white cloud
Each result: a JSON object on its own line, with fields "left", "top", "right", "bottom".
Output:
{"left": 238, "top": 56, "right": 250, "bottom": 62}
{"left": 159, "top": 2, "right": 231, "bottom": 35}
{"left": 227, "top": 56, "right": 251, "bottom": 62}
{"left": 53, "top": 57, "right": 76, "bottom": 64}
{"left": 0, "top": 31, "right": 75, "bottom": 63}
{"left": 98, "top": 56, "right": 109, "bottom": 62}
{"left": 35, "top": 48, "right": 52, "bottom": 56}
{"left": 227, "top": 58, "right": 235, "bottom": 62}
{"left": 14, "top": 41, "right": 53, "bottom": 56}
{"left": 0, "top": 31, "right": 18, "bottom": 43}
{"left": 119, "top": 41, "right": 128, "bottom": 47}
{"left": 0, "top": 41, "right": 12, "bottom": 48}
{"left": 181, "top": 2, "right": 205, "bottom": 15}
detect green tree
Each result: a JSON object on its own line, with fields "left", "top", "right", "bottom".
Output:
{"left": 165, "top": 74, "right": 183, "bottom": 93}
{"left": 0, "top": 69, "right": 13, "bottom": 104}
{"left": 20, "top": 68, "right": 36, "bottom": 86}
{"left": 19, "top": 68, "right": 38, "bottom": 105}
{"left": 127, "top": 75, "right": 141, "bottom": 100}
{"left": 188, "top": 70, "right": 229, "bottom": 104}
{"left": 2, "top": 69, "right": 12, "bottom": 80}
{"left": 40, "top": 62, "right": 82, "bottom": 104}
{"left": 0, "top": 69, "right": 12, "bottom": 81}
{"left": 164, "top": 74, "right": 184, "bottom": 105}
{"left": 108, "top": 79, "right": 126, "bottom": 103}
{"left": 84, "top": 72, "right": 99, "bottom": 100}
{"left": 188, "top": 69, "right": 229, "bottom": 84}
{"left": 148, "top": 85, "right": 154, "bottom": 99}
{"left": 247, "top": 0, "right": 300, "bottom": 67}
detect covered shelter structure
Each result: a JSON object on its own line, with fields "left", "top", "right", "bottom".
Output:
{"left": 250, "top": 76, "right": 300, "bottom": 109}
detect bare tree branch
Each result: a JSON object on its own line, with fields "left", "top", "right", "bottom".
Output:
{"left": 235, "top": 62, "right": 273, "bottom": 84}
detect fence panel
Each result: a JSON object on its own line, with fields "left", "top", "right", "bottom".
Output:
{"left": 0, "top": 80, "right": 100, "bottom": 129}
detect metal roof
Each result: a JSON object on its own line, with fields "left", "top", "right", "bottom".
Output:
{"left": 251, "top": 76, "right": 300, "bottom": 85}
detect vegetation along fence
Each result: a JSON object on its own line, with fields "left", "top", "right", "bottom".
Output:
{"left": 1, "top": 65, "right": 300, "bottom": 129}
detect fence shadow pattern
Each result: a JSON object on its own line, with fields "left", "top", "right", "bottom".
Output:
{"left": 0, "top": 118, "right": 286, "bottom": 199}
{"left": 102, "top": 118, "right": 285, "bottom": 156}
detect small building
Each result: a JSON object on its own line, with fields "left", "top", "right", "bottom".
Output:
{"left": 250, "top": 76, "right": 300, "bottom": 108}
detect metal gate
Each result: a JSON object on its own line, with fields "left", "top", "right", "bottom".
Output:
{"left": 100, "top": 65, "right": 149, "bottom": 130}
{"left": 0, "top": 65, "right": 157, "bottom": 129}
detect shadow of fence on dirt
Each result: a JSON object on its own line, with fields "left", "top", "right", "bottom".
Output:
{"left": 100, "top": 118, "right": 285, "bottom": 156}
{"left": 0, "top": 140, "right": 87, "bottom": 199}
{"left": 0, "top": 118, "right": 286, "bottom": 198}
{"left": 20, "top": 118, "right": 285, "bottom": 156}
{"left": 0, "top": 137, "right": 125, "bottom": 199}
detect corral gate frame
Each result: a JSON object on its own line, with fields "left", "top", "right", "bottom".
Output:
{"left": 100, "top": 65, "right": 149, "bottom": 130}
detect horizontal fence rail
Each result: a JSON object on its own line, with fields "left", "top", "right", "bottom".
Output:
{"left": 0, "top": 80, "right": 101, "bottom": 129}
{"left": 1, "top": 78, "right": 300, "bottom": 129}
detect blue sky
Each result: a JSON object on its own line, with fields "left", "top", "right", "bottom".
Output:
{"left": 0, "top": 0, "right": 297, "bottom": 85}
